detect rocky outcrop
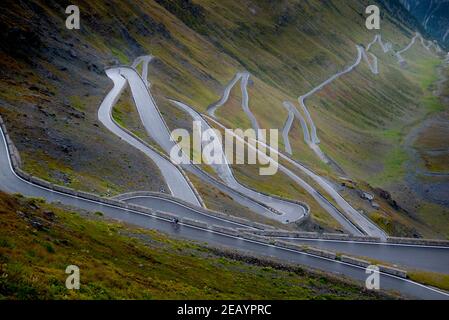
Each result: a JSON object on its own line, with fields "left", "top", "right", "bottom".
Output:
{"left": 399, "top": 0, "right": 449, "bottom": 49}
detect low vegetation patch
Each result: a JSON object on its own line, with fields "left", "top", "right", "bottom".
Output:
{"left": 0, "top": 191, "right": 393, "bottom": 300}
{"left": 408, "top": 271, "right": 449, "bottom": 292}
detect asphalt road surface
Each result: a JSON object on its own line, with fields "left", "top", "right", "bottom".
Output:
{"left": 1, "top": 118, "right": 448, "bottom": 299}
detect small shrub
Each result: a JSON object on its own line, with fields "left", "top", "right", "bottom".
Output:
{"left": 44, "top": 243, "right": 55, "bottom": 253}
{"left": 0, "top": 238, "right": 14, "bottom": 248}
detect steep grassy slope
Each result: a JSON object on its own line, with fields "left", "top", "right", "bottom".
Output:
{"left": 0, "top": 0, "right": 171, "bottom": 196}
{"left": 306, "top": 44, "right": 436, "bottom": 182}
{"left": 301, "top": 40, "right": 449, "bottom": 238}
{"left": 111, "top": 0, "right": 430, "bottom": 233}
{"left": 1, "top": 0, "right": 446, "bottom": 235}
{"left": 0, "top": 191, "right": 392, "bottom": 300}
{"left": 396, "top": 62, "right": 449, "bottom": 239}
{"left": 150, "top": 0, "right": 448, "bottom": 236}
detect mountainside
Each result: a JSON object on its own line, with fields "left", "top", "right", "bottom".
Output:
{"left": 0, "top": 0, "right": 448, "bottom": 238}
{"left": 399, "top": 0, "right": 449, "bottom": 49}
{"left": 0, "top": 191, "right": 391, "bottom": 299}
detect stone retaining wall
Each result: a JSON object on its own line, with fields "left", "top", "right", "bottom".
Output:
{"left": 248, "top": 230, "right": 383, "bottom": 243}
{"left": 240, "top": 231, "right": 275, "bottom": 244}
{"left": 387, "top": 237, "right": 449, "bottom": 247}
{"left": 341, "top": 255, "right": 407, "bottom": 278}
{"left": 248, "top": 229, "right": 449, "bottom": 247}
{"left": 209, "top": 225, "right": 240, "bottom": 237}
{"left": 341, "top": 255, "right": 371, "bottom": 268}
{"left": 274, "top": 240, "right": 336, "bottom": 259}
{"left": 305, "top": 247, "right": 336, "bottom": 260}
{"left": 180, "top": 217, "right": 208, "bottom": 229}
{"left": 378, "top": 265, "right": 408, "bottom": 278}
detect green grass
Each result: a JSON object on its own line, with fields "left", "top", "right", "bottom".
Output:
{"left": 68, "top": 96, "right": 86, "bottom": 112}
{"left": 417, "top": 59, "right": 441, "bottom": 90}
{"left": 408, "top": 271, "right": 449, "bottom": 292}
{"left": 422, "top": 95, "right": 445, "bottom": 113}
{"left": 381, "top": 128, "right": 403, "bottom": 142}
{"left": 413, "top": 58, "right": 445, "bottom": 113}
{"left": 21, "top": 150, "right": 124, "bottom": 197}
{"left": 0, "top": 191, "right": 391, "bottom": 300}
{"left": 368, "top": 147, "right": 408, "bottom": 186}
{"left": 111, "top": 47, "right": 130, "bottom": 65}
{"left": 111, "top": 107, "right": 125, "bottom": 127}
{"left": 415, "top": 203, "right": 449, "bottom": 239}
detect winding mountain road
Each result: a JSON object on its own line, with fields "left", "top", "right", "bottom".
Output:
{"left": 1, "top": 25, "right": 448, "bottom": 298}
{"left": 274, "top": 236, "right": 449, "bottom": 275}
{"left": 263, "top": 32, "right": 442, "bottom": 237}
{"left": 200, "top": 64, "right": 387, "bottom": 236}
{"left": 2, "top": 124, "right": 449, "bottom": 299}
{"left": 131, "top": 55, "right": 153, "bottom": 88}
{"left": 260, "top": 136, "right": 389, "bottom": 240}
{"left": 282, "top": 101, "right": 311, "bottom": 154}
{"left": 207, "top": 116, "right": 387, "bottom": 239}
{"left": 101, "top": 60, "right": 310, "bottom": 224}
{"left": 283, "top": 33, "right": 439, "bottom": 164}
{"left": 208, "top": 72, "right": 260, "bottom": 135}
{"left": 2, "top": 54, "right": 449, "bottom": 297}
{"left": 208, "top": 73, "right": 242, "bottom": 117}
{"left": 203, "top": 51, "right": 389, "bottom": 238}
{"left": 117, "top": 61, "right": 293, "bottom": 218}
{"left": 366, "top": 34, "right": 392, "bottom": 53}
{"left": 171, "top": 99, "right": 307, "bottom": 224}
{"left": 281, "top": 102, "right": 295, "bottom": 155}
{"left": 294, "top": 45, "right": 366, "bottom": 163}
{"left": 240, "top": 72, "right": 261, "bottom": 134}
{"left": 98, "top": 67, "right": 202, "bottom": 207}
{"left": 104, "top": 57, "right": 384, "bottom": 236}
